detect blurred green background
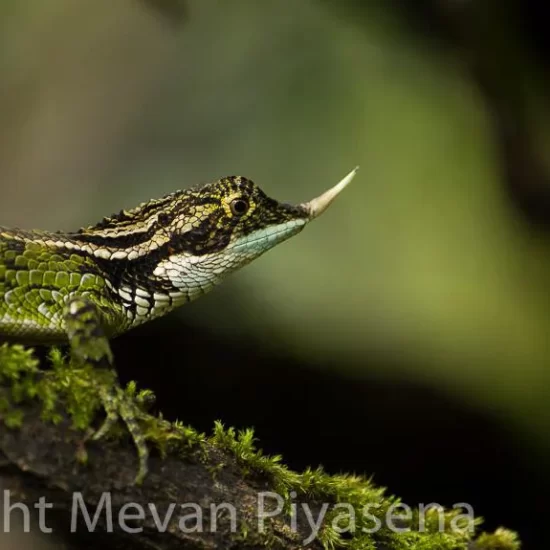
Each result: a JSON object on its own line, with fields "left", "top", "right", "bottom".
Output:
{"left": 0, "top": 0, "right": 549, "bottom": 547}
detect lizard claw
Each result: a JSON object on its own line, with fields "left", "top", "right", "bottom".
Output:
{"left": 94, "top": 385, "right": 149, "bottom": 485}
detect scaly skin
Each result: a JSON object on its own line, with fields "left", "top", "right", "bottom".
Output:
{"left": 0, "top": 169, "right": 356, "bottom": 483}
{"left": 0, "top": 231, "right": 121, "bottom": 340}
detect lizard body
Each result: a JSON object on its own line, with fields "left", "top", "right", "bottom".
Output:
{"left": 0, "top": 168, "right": 356, "bottom": 482}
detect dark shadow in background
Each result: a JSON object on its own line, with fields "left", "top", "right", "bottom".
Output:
{"left": 109, "top": 317, "right": 547, "bottom": 549}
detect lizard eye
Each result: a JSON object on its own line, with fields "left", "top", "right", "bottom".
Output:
{"left": 230, "top": 198, "right": 249, "bottom": 216}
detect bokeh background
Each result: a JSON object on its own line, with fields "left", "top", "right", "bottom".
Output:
{"left": 0, "top": 0, "right": 549, "bottom": 548}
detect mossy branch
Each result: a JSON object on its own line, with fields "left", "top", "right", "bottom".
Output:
{"left": 0, "top": 343, "right": 520, "bottom": 550}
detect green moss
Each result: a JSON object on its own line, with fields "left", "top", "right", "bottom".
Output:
{"left": 0, "top": 343, "right": 521, "bottom": 550}
{"left": 210, "top": 422, "right": 485, "bottom": 550}
{"left": 0, "top": 342, "right": 40, "bottom": 425}
{"left": 475, "top": 528, "right": 521, "bottom": 550}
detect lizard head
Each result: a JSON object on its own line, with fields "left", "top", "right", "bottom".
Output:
{"left": 149, "top": 167, "right": 357, "bottom": 298}
{"left": 78, "top": 167, "right": 356, "bottom": 306}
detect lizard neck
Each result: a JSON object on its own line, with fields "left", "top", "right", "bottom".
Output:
{"left": 1, "top": 226, "right": 193, "bottom": 330}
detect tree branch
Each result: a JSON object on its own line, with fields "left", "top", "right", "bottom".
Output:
{"left": 0, "top": 344, "right": 520, "bottom": 550}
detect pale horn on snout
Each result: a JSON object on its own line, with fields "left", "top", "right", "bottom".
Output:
{"left": 302, "top": 166, "right": 358, "bottom": 219}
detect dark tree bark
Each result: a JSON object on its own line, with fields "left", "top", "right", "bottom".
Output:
{"left": 0, "top": 400, "right": 321, "bottom": 550}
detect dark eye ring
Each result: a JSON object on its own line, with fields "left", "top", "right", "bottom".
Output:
{"left": 230, "top": 198, "right": 249, "bottom": 216}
